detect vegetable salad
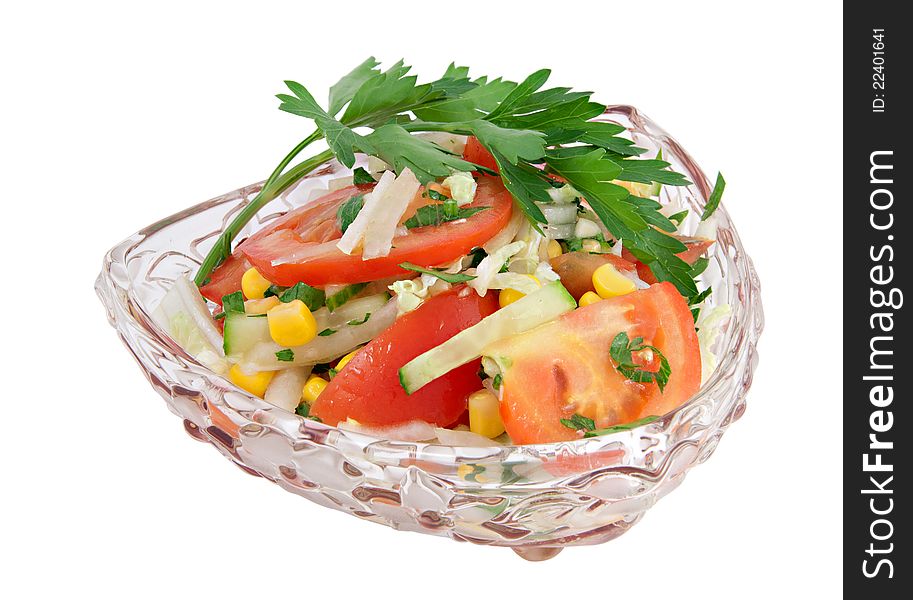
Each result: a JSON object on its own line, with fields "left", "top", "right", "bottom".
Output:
{"left": 155, "top": 59, "right": 727, "bottom": 445}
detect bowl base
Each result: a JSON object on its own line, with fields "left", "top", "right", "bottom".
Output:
{"left": 512, "top": 547, "right": 563, "bottom": 561}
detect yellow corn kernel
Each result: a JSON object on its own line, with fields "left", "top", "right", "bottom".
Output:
{"left": 498, "top": 275, "right": 540, "bottom": 308}
{"left": 335, "top": 347, "right": 362, "bottom": 372}
{"left": 241, "top": 267, "right": 272, "bottom": 299}
{"left": 592, "top": 263, "right": 636, "bottom": 298}
{"left": 267, "top": 299, "right": 317, "bottom": 347}
{"left": 244, "top": 296, "right": 280, "bottom": 315}
{"left": 579, "top": 291, "right": 603, "bottom": 307}
{"left": 228, "top": 364, "right": 274, "bottom": 398}
{"left": 469, "top": 389, "right": 505, "bottom": 439}
{"left": 301, "top": 375, "right": 329, "bottom": 404}
{"left": 546, "top": 239, "right": 563, "bottom": 259}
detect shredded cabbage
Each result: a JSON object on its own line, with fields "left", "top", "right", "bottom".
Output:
{"left": 547, "top": 183, "right": 580, "bottom": 203}
{"left": 389, "top": 278, "right": 428, "bottom": 314}
{"left": 442, "top": 171, "right": 477, "bottom": 206}
{"left": 468, "top": 240, "right": 526, "bottom": 296}
{"left": 697, "top": 303, "right": 732, "bottom": 383}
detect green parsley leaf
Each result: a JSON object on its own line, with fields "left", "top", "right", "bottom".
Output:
{"left": 485, "top": 68, "right": 551, "bottom": 121}
{"left": 490, "top": 150, "right": 549, "bottom": 225}
{"left": 358, "top": 123, "right": 476, "bottom": 183}
{"left": 701, "top": 172, "right": 726, "bottom": 221}
{"left": 414, "top": 75, "right": 516, "bottom": 122}
{"left": 347, "top": 313, "right": 371, "bottom": 326}
{"left": 404, "top": 204, "right": 489, "bottom": 228}
{"left": 295, "top": 402, "right": 311, "bottom": 417}
{"left": 326, "top": 283, "right": 366, "bottom": 312}
{"left": 585, "top": 415, "right": 659, "bottom": 437}
{"left": 279, "top": 282, "right": 326, "bottom": 311}
{"left": 609, "top": 332, "right": 671, "bottom": 392}
{"left": 352, "top": 168, "right": 375, "bottom": 185}
{"left": 336, "top": 194, "right": 365, "bottom": 234}
{"left": 468, "top": 247, "right": 487, "bottom": 268}
{"left": 424, "top": 188, "right": 448, "bottom": 201}
{"left": 560, "top": 413, "right": 596, "bottom": 432}
{"left": 221, "top": 291, "right": 245, "bottom": 314}
{"left": 277, "top": 81, "right": 359, "bottom": 168}
{"left": 328, "top": 57, "right": 381, "bottom": 116}
{"left": 689, "top": 287, "right": 712, "bottom": 306}
{"left": 399, "top": 262, "right": 476, "bottom": 283}
{"left": 690, "top": 257, "right": 710, "bottom": 277}
{"left": 275, "top": 349, "right": 295, "bottom": 362}
{"left": 318, "top": 328, "right": 337, "bottom": 337}
{"left": 668, "top": 210, "right": 689, "bottom": 227}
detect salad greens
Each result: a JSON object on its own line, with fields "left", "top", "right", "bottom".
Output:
{"left": 193, "top": 58, "right": 723, "bottom": 300}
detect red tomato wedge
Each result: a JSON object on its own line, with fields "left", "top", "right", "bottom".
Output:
{"left": 241, "top": 176, "right": 513, "bottom": 287}
{"left": 199, "top": 184, "right": 371, "bottom": 303}
{"left": 622, "top": 237, "right": 714, "bottom": 285}
{"left": 311, "top": 286, "right": 499, "bottom": 427}
{"left": 462, "top": 136, "right": 499, "bottom": 173}
{"left": 484, "top": 282, "right": 700, "bottom": 444}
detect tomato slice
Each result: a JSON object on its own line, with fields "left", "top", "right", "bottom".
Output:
{"left": 241, "top": 176, "right": 513, "bottom": 286}
{"left": 310, "top": 286, "right": 499, "bottom": 427}
{"left": 622, "top": 237, "right": 714, "bottom": 285}
{"left": 484, "top": 282, "right": 700, "bottom": 444}
{"left": 462, "top": 136, "right": 499, "bottom": 173}
{"left": 548, "top": 252, "right": 637, "bottom": 300}
{"left": 199, "top": 184, "right": 371, "bottom": 303}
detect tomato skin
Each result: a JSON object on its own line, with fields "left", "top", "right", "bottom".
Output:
{"left": 241, "top": 177, "right": 514, "bottom": 286}
{"left": 486, "top": 283, "right": 700, "bottom": 445}
{"left": 462, "top": 136, "right": 499, "bottom": 172}
{"left": 636, "top": 282, "right": 702, "bottom": 418}
{"left": 548, "top": 252, "right": 637, "bottom": 300}
{"left": 200, "top": 253, "right": 252, "bottom": 304}
{"left": 310, "top": 287, "right": 499, "bottom": 427}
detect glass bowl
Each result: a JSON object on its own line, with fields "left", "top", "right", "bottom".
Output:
{"left": 96, "top": 106, "right": 763, "bottom": 560}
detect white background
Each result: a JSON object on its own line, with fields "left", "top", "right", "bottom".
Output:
{"left": 1, "top": 1, "right": 842, "bottom": 598}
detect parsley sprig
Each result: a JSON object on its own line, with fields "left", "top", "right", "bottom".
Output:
{"left": 193, "top": 59, "right": 722, "bottom": 298}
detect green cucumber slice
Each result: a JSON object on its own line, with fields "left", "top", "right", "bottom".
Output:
{"left": 398, "top": 281, "right": 576, "bottom": 394}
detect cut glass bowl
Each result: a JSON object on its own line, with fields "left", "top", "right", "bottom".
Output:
{"left": 96, "top": 106, "right": 763, "bottom": 560}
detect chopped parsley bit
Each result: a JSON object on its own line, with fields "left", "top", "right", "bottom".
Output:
{"left": 275, "top": 349, "right": 295, "bottom": 362}
{"left": 336, "top": 194, "right": 365, "bottom": 234}
{"left": 264, "top": 284, "right": 285, "bottom": 298}
{"left": 347, "top": 313, "right": 371, "bottom": 326}
{"left": 279, "top": 282, "right": 326, "bottom": 311}
{"left": 492, "top": 374, "right": 503, "bottom": 390}
{"left": 212, "top": 311, "right": 226, "bottom": 320}
{"left": 667, "top": 210, "right": 689, "bottom": 227}
{"left": 327, "top": 368, "right": 338, "bottom": 379}
{"left": 352, "top": 167, "right": 375, "bottom": 184}
{"left": 423, "top": 188, "right": 448, "bottom": 201}
{"left": 221, "top": 291, "right": 245, "bottom": 315}
{"left": 295, "top": 403, "right": 322, "bottom": 421}
{"left": 610, "top": 331, "right": 671, "bottom": 392}
{"left": 468, "top": 247, "right": 487, "bottom": 268}
{"left": 318, "top": 328, "right": 337, "bottom": 337}
{"left": 564, "top": 238, "right": 584, "bottom": 253}
{"left": 560, "top": 413, "right": 660, "bottom": 437}
{"left": 560, "top": 413, "right": 596, "bottom": 432}
{"left": 700, "top": 172, "right": 726, "bottom": 221}
{"left": 399, "top": 262, "right": 476, "bottom": 283}
{"left": 404, "top": 203, "right": 488, "bottom": 229}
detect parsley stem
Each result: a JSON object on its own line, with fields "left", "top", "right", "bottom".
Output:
{"left": 193, "top": 131, "right": 331, "bottom": 286}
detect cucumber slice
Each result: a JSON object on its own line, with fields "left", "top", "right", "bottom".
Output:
{"left": 223, "top": 313, "right": 270, "bottom": 357}
{"left": 398, "top": 282, "right": 576, "bottom": 394}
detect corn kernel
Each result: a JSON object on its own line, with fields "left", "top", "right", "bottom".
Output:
{"left": 228, "top": 364, "right": 274, "bottom": 398}
{"left": 302, "top": 375, "right": 329, "bottom": 404}
{"left": 592, "top": 263, "right": 636, "bottom": 298}
{"left": 546, "top": 239, "right": 563, "bottom": 259}
{"left": 244, "top": 296, "right": 280, "bottom": 315}
{"left": 579, "top": 291, "right": 602, "bottom": 307}
{"left": 241, "top": 267, "right": 272, "bottom": 299}
{"left": 469, "top": 389, "right": 505, "bottom": 438}
{"left": 267, "top": 299, "right": 317, "bottom": 347}
{"left": 498, "top": 275, "right": 540, "bottom": 308}
{"left": 335, "top": 347, "right": 362, "bottom": 372}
